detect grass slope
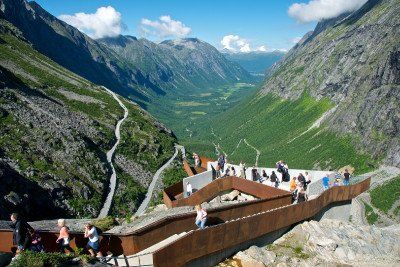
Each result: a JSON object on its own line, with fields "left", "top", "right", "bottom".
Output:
{"left": 190, "top": 92, "right": 376, "bottom": 173}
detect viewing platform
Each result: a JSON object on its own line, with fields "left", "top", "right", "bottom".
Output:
{"left": 0, "top": 174, "right": 370, "bottom": 266}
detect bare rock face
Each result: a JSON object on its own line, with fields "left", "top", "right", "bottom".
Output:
{"left": 225, "top": 219, "right": 400, "bottom": 267}
{"left": 260, "top": 0, "right": 400, "bottom": 167}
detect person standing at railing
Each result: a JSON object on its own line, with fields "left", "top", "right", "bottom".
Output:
{"left": 239, "top": 161, "right": 246, "bottom": 178}
{"left": 218, "top": 154, "right": 225, "bottom": 172}
{"left": 343, "top": 169, "right": 351, "bottom": 186}
{"left": 193, "top": 153, "right": 200, "bottom": 167}
{"left": 186, "top": 182, "right": 193, "bottom": 197}
{"left": 322, "top": 175, "right": 330, "bottom": 191}
{"left": 215, "top": 163, "right": 221, "bottom": 178}
{"left": 195, "top": 205, "right": 207, "bottom": 229}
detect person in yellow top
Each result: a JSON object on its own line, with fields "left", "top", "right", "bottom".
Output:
{"left": 289, "top": 176, "right": 297, "bottom": 192}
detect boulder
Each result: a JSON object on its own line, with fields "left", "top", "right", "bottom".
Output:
{"left": 226, "top": 190, "right": 240, "bottom": 201}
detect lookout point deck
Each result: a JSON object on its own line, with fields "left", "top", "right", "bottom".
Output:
{"left": 0, "top": 172, "right": 370, "bottom": 266}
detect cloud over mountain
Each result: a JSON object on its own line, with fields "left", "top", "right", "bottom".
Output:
{"left": 59, "top": 6, "right": 123, "bottom": 39}
{"left": 288, "top": 0, "right": 368, "bottom": 23}
{"left": 221, "top": 35, "right": 267, "bottom": 53}
{"left": 140, "top": 15, "right": 191, "bottom": 39}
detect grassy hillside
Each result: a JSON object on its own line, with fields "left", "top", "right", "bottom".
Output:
{"left": 190, "top": 92, "right": 376, "bottom": 174}
{"left": 0, "top": 20, "right": 175, "bottom": 219}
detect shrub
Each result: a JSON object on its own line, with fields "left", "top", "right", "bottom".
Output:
{"left": 10, "top": 251, "right": 74, "bottom": 267}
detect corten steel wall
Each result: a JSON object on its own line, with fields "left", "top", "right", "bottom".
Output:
{"left": 165, "top": 176, "right": 290, "bottom": 208}
{"left": 183, "top": 160, "right": 195, "bottom": 176}
{"left": 200, "top": 157, "right": 214, "bottom": 169}
{"left": 0, "top": 230, "right": 135, "bottom": 256}
{"left": 152, "top": 178, "right": 371, "bottom": 267}
{"left": 0, "top": 189, "right": 291, "bottom": 255}
{"left": 163, "top": 180, "right": 184, "bottom": 207}
{"left": 128, "top": 193, "right": 291, "bottom": 253}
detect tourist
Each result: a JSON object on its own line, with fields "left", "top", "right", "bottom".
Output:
{"left": 305, "top": 171, "right": 312, "bottom": 184}
{"left": 28, "top": 228, "right": 44, "bottom": 252}
{"left": 297, "top": 173, "right": 307, "bottom": 189}
{"left": 261, "top": 170, "right": 268, "bottom": 183}
{"left": 223, "top": 167, "right": 230, "bottom": 177}
{"left": 218, "top": 154, "right": 225, "bottom": 172}
{"left": 84, "top": 224, "right": 103, "bottom": 258}
{"left": 56, "top": 219, "right": 74, "bottom": 254}
{"left": 297, "top": 186, "right": 307, "bottom": 203}
{"left": 195, "top": 205, "right": 207, "bottom": 229}
{"left": 322, "top": 175, "right": 330, "bottom": 191}
{"left": 10, "top": 213, "right": 32, "bottom": 254}
{"left": 215, "top": 163, "right": 221, "bottom": 178}
{"left": 229, "top": 166, "right": 236, "bottom": 176}
{"left": 289, "top": 177, "right": 297, "bottom": 192}
{"left": 193, "top": 153, "right": 200, "bottom": 167}
{"left": 270, "top": 171, "right": 278, "bottom": 187}
{"left": 343, "top": 169, "right": 350, "bottom": 186}
{"left": 251, "top": 167, "right": 259, "bottom": 181}
{"left": 186, "top": 182, "right": 193, "bottom": 197}
{"left": 333, "top": 178, "right": 341, "bottom": 186}
{"left": 239, "top": 161, "right": 246, "bottom": 178}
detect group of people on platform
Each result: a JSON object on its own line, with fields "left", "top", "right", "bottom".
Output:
{"left": 9, "top": 213, "right": 104, "bottom": 260}
{"left": 289, "top": 172, "right": 312, "bottom": 203}
{"left": 322, "top": 169, "right": 352, "bottom": 190}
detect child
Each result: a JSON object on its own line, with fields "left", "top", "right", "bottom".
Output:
{"left": 28, "top": 228, "right": 44, "bottom": 252}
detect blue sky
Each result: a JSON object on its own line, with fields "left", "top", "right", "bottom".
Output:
{"left": 33, "top": 0, "right": 363, "bottom": 51}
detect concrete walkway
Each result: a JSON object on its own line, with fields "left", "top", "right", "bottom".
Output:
{"left": 135, "top": 145, "right": 181, "bottom": 216}
{"left": 98, "top": 87, "right": 129, "bottom": 218}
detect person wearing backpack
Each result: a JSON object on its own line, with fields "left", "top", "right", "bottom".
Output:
{"left": 56, "top": 219, "right": 74, "bottom": 254}
{"left": 10, "top": 213, "right": 33, "bottom": 254}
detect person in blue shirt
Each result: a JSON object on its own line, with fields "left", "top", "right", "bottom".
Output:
{"left": 322, "top": 175, "right": 330, "bottom": 190}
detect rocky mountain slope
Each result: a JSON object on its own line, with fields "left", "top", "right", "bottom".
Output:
{"left": 0, "top": 19, "right": 175, "bottom": 220}
{"left": 221, "top": 219, "right": 400, "bottom": 266}
{"left": 99, "top": 36, "right": 254, "bottom": 96}
{"left": 200, "top": 0, "right": 399, "bottom": 171}
{"left": 260, "top": 0, "right": 400, "bottom": 167}
{"left": 0, "top": 0, "right": 253, "bottom": 106}
{"left": 222, "top": 51, "right": 285, "bottom": 77}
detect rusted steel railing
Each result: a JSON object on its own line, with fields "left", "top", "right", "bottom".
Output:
{"left": 164, "top": 176, "right": 290, "bottom": 208}
{"left": 0, "top": 179, "right": 292, "bottom": 256}
{"left": 152, "top": 177, "right": 371, "bottom": 267}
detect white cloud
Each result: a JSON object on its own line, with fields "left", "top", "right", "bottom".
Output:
{"left": 59, "top": 6, "right": 123, "bottom": 39}
{"left": 221, "top": 35, "right": 268, "bottom": 53}
{"left": 288, "top": 0, "right": 368, "bottom": 23}
{"left": 140, "top": 15, "right": 191, "bottom": 39}
{"left": 292, "top": 36, "right": 302, "bottom": 44}
{"left": 256, "top": 45, "right": 267, "bottom": 52}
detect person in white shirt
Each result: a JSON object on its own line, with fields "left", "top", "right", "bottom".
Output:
{"left": 186, "top": 182, "right": 193, "bottom": 197}
{"left": 195, "top": 205, "right": 207, "bottom": 229}
{"left": 84, "top": 224, "right": 103, "bottom": 258}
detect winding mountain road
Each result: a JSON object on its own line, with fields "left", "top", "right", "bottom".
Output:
{"left": 135, "top": 145, "right": 184, "bottom": 216}
{"left": 98, "top": 87, "right": 129, "bottom": 219}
